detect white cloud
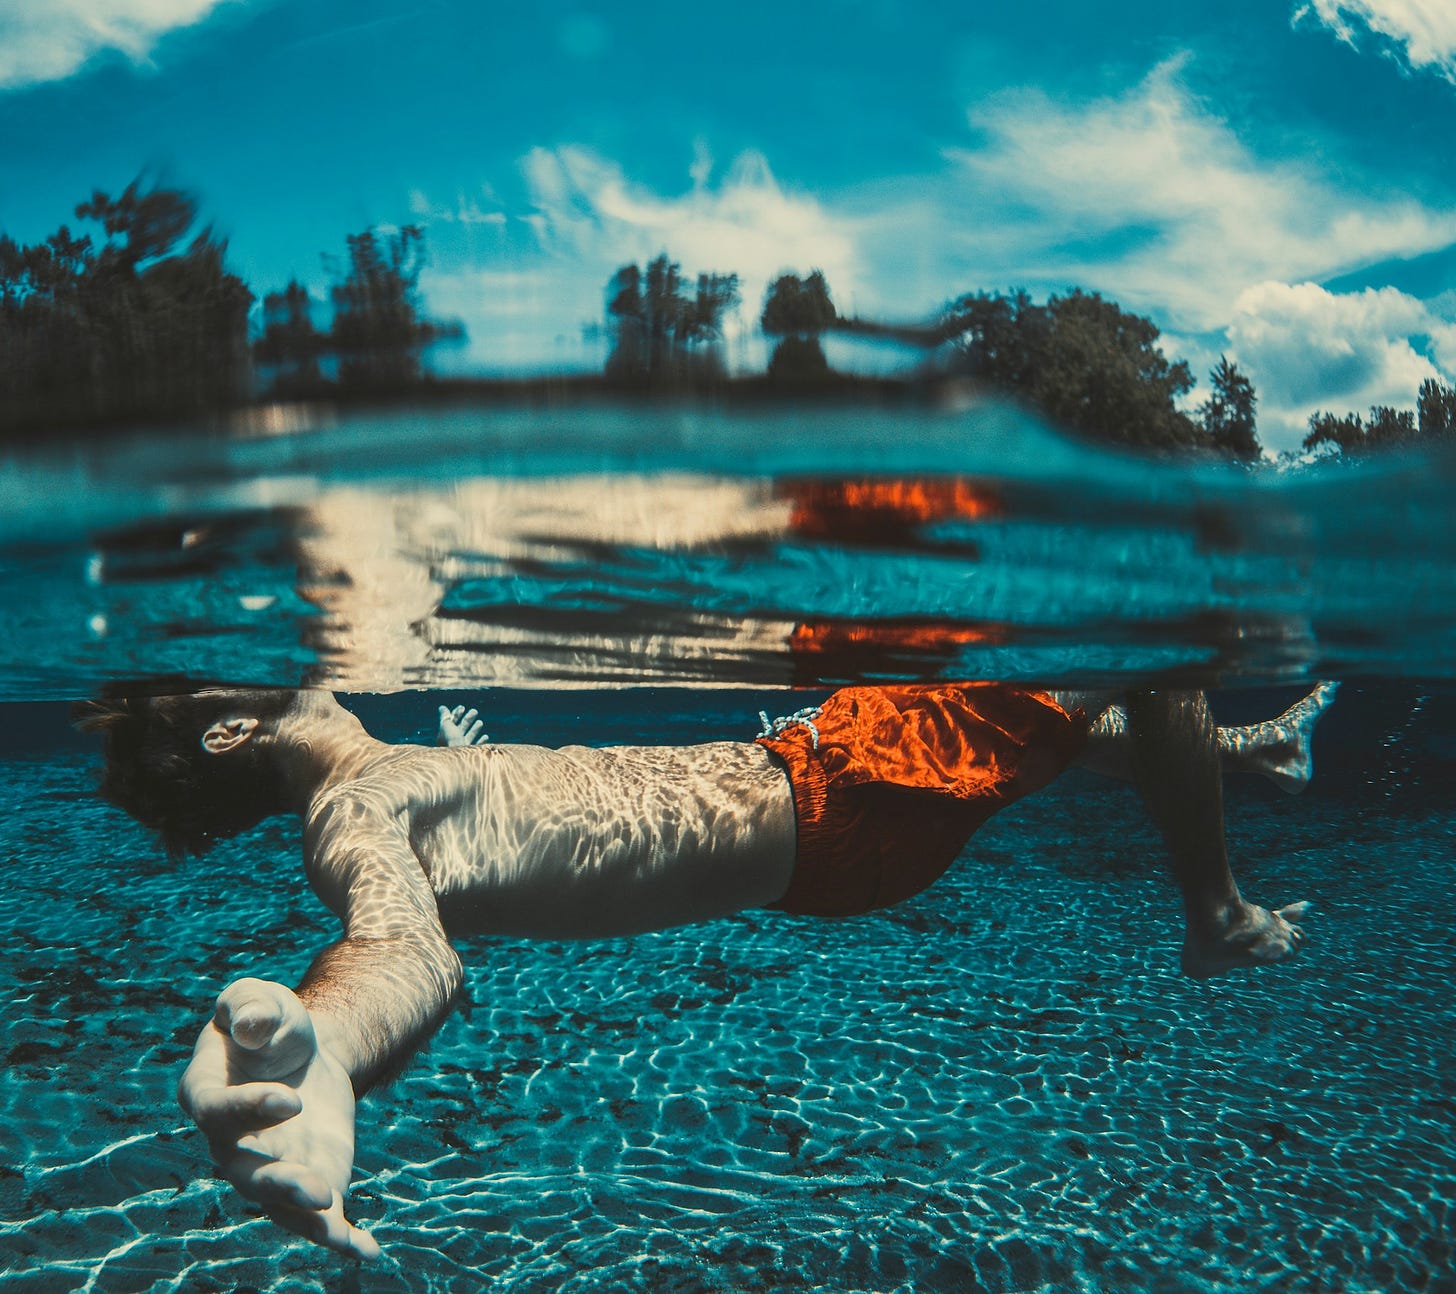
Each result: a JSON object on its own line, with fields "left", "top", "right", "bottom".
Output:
{"left": 1296, "top": 0, "right": 1456, "bottom": 81}
{"left": 937, "top": 57, "right": 1456, "bottom": 445}
{"left": 947, "top": 58, "right": 1456, "bottom": 332}
{"left": 1226, "top": 281, "right": 1456, "bottom": 448}
{"left": 0, "top": 0, "right": 240, "bottom": 90}
{"left": 412, "top": 60, "right": 1456, "bottom": 414}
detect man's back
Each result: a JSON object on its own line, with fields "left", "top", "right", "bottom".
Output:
{"left": 304, "top": 738, "right": 799, "bottom": 941}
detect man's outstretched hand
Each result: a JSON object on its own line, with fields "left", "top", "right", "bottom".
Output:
{"left": 178, "top": 977, "right": 380, "bottom": 1260}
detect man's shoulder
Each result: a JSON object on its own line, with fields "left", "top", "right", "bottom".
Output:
{"left": 305, "top": 745, "right": 456, "bottom": 824}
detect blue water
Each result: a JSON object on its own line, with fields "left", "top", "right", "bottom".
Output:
{"left": 2, "top": 403, "right": 1455, "bottom": 1291}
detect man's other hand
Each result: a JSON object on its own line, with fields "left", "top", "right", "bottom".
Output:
{"left": 436, "top": 704, "right": 488, "bottom": 748}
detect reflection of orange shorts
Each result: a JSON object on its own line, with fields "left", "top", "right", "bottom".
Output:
{"left": 783, "top": 478, "right": 1000, "bottom": 542}
{"left": 755, "top": 685, "right": 1087, "bottom": 917}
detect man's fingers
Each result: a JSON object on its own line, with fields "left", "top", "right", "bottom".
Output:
{"left": 183, "top": 1080, "right": 300, "bottom": 1129}
{"left": 263, "top": 1189, "right": 383, "bottom": 1261}
{"left": 315, "top": 1191, "right": 382, "bottom": 1261}
{"left": 224, "top": 1152, "right": 336, "bottom": 1212}
{"left": 308, "top": 1191, "right": 382, "bottom": 1261}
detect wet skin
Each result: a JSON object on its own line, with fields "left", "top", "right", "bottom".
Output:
{"left": 176, "top": 683, "right": 1332, "bottom": 1258}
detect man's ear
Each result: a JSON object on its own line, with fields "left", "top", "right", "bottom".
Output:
{"left": 200, "top": 716, "right": 260, "bottom": 755}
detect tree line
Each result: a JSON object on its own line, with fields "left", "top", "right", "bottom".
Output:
{"left": 1302, "top": 380, "right": 1456, "bottom": 458}
{"left": 606, "top": 253, "right": 1456, "bottom": 461}
{"left": 5, "top": 177, "right": 1455, "bottom": 461}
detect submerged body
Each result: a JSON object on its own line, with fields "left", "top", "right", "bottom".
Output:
{"left": 78, "top": 681, "right": 1333, "bottom": 1259}
{"left": 325, "top": 737, "right": 798, "bottom": 941}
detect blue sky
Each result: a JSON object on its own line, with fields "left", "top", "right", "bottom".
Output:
{"left": 3, "top": 0, "right": 1456, "bottom": 450}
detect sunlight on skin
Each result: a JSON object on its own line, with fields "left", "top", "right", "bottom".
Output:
{"left": 151, "top": 681, "right": 1337, "bottom": 1258}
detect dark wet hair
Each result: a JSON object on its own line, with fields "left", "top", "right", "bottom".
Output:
{"left": 73, "top": 682, "right": 299, "bottom": 857}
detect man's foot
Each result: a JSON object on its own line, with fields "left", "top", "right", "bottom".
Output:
{"left": 1237, "top": 682, "right": 1339, "bottom": 794}
{"left": 1181, "top": 900, "right": 1310, "bottom": 979}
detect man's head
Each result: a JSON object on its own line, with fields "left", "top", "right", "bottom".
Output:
{"left": 74, "top": 685, "right": 301, "bottom": 856}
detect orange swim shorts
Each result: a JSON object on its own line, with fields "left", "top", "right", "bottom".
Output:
{"left": 755, "top": 684, "right": 1087, "bottom": 917}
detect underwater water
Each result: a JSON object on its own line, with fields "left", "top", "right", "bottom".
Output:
{"left": 2, "top": 402, "right": 1455, "bottom": 1292}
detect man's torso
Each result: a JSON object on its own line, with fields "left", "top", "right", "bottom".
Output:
{"left": 305, "top": 740, "right": 798, "bottom": 940}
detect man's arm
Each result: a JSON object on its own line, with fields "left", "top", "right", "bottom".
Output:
{"left": 297, "top": 787, "right": 463, "bottom": 1088}
{"left": 178, "top": 788, "right": 463, "bottom": 1258}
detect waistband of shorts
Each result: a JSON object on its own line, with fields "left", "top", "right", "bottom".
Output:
{"left": 754, "top": 730, "right": 838, "bottom": 860}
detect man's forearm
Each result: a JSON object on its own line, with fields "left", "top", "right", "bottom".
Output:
{"left": 297, "top": 931, "right": 463, "bottom": 1093}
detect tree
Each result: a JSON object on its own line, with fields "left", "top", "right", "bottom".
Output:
{"left": 943, "top": 288, "right": 1201, "bottom": 451}
{"left": 940, "top": 291, "right": 1041, "bottom": 391}
{"left": 1303, "top": 405, "right": 1416, "bottom": 457}
{"left": 251, "top": 225, "right": 462, "bottom": 398}
{"left": 641, "top": 253, "right": 686, "bottom": 377}
{"left": 604, "top": 261, "right": 647, "bottom": 378}
{"left": 1366, "top": 405, "right": 1417, "bottom": 448}
{"left": 1302, "top": 410, "right": 1368, "bottom": 457}
{"left": 761, "top": 270, "right": 836, "bottom": 338}
{"left": 1199, "top": 356, "right": 1261, "bottom": 460}
{"left": 134, "top": 231, "right": 254, "bottom": 414}
{"left": 1417, "top": 378, "right": 1456, "bottom": 442}
{"left": 1298, "top": 377, "right": 1456, "bottom": 459}
{"left": 604, "top": 253, "right": 739, "bottom": 385}
{"left": 76, "top": 180, "right": 197, "bottom": 270}
{"left": 686, "top": 272, "right": 741, "bottom": 348}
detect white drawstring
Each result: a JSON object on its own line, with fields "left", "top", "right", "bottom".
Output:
{"left": 756, "top": 706, "right": 823, "bottom": 749}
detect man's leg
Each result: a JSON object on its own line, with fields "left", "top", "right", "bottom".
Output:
{"left": 1072, "top": 682, "right": 1338, "bottom": 793}
{"left": 1124, "top": 689, "right": 1308, "bottom": 979}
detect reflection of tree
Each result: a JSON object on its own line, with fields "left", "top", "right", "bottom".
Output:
{"left": 762, "top": 270, "right": 836, "bottom": 385}
{"left": 253, "top": 225, "right": 464, "bottom": 399}
{"left": 604, "top": 254, "right": 739, "bottom": 386}
{"left": 0, "top": 179, "right": 252, "bottom": 436}
{"left": 254, "top": 281, "right": 324, "bottom": 395}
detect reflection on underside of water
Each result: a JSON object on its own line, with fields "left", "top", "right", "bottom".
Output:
{"left": 2, "top": 403, "right": 1455, "bottom": 698}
